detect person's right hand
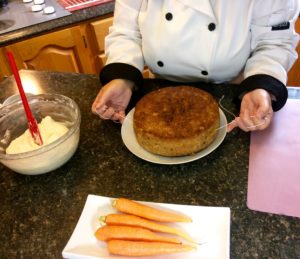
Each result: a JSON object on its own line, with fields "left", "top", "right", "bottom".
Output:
{"left": 91, "top": 79, "right": 134, "bottom": 123}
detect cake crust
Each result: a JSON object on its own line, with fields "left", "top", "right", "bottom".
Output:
{"left": 133, "top": 86, "right": 220, "bottom": 156}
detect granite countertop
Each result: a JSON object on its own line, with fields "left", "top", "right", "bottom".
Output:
{"left": 0, "top": 70, "right": 299, "bottom": 258}
{"left": 0, "top": 1, "right": 115, "bottom": 46}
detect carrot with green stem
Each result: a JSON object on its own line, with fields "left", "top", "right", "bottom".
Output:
{"left": 107, "top": 240, "right": 196, "bottom": 256}
{"left": 112, "top": 198, "right": 192, "bottom": 223}
{"left": 100, "top": 213, "right": 195, "bottom": 243}
{"left": 95, "top": 225, "right": 181, "bottom": 244}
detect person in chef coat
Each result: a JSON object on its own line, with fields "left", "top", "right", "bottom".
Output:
{"left": 92, "top": 0, "right": 300, "bottom": 132}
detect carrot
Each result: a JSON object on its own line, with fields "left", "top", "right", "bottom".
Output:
{"left": 107, "top": 240, "right": 196, "bottom": 256}
{"left": 112, "top": 198, "right": 192, "bottom": 223}
{"left": 95, "top": 225, "right": 181, "bottom": 244}
{"left": 100, "top": 213, "right": 195, "bottom": 243}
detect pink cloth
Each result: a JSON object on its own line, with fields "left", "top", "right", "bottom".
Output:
{"left": 247, "top": 99, "right": 300, "bottom": 217}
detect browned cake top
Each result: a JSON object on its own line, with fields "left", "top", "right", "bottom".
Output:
{"left": 133, "top": 86, "right": 219, "bottom": 139}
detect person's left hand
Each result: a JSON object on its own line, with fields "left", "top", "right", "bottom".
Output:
{"left": 227, "top": 89, "right": 273, "bottom": 132}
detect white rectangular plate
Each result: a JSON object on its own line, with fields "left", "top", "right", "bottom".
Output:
{"left": 62, "top": 195, "right": 230, "bottom": 259}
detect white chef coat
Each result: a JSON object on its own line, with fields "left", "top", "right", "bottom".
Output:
{"left": 105, "top": 0, "right": 300, "bottom": 85}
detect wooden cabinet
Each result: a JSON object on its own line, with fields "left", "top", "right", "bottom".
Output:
{"left": 25, "top": 26, "right": 94, "bottom": 73}
{"left": 287, "top": 18, "right": 300, "bottom": 86}
{"left": 89, "top": 16, "right": 113, "bottom": 72}
{"left": 1, "top": 26, "right": 96, "bottom": 79}
{"left": 0, "top": 15, "right": 114, "bottom": 82}
{"left": 0, "top": 48, "right": 11, "bottom": 80}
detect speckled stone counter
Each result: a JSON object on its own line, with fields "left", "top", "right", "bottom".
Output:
{"left": 0, "top": 1, "right": 115, "bottom": 46}
{"left": 0, "top": 70, "right": 299, "bottom": 258}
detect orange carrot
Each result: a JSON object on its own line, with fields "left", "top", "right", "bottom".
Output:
{"left": 100, "top": 213, "right": 195, "bottom": 243}
{"left": 95, "top": 225, "right": 181, "bottom": 244}
{"left": 112, "top": 198, "right": 192, "bottom": 223}
{"left": 107, "top": 240, "right": 196, "bottom": 256}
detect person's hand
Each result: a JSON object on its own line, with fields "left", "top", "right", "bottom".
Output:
{"left": 227, "top": 89, "right": 273, "bottom": 132}
{"left": 92, "top": 79, "right": 134, "bottom": 123}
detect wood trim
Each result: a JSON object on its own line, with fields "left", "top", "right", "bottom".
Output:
{"left": 287, "top": 18, "right": 300, "bottom": 86}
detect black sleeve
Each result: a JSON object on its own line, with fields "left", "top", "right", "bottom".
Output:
{"left": 235, "top": 74, "right": 288, "bottom": 111}
{"left": 99, "top": 62, "right": 144, "bottom": 90}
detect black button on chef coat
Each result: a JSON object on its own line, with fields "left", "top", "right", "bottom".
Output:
{"left": 157, "top": 61, "right": 164, "bottom": 67}
{"left": 165, "top": 12, "right": 173, "bottom": 21}
{"left": 201, "top": 70, "right": 208, "bottom": 76}
{"left": 208, "top": 23, "right": 216, "bottom": 31}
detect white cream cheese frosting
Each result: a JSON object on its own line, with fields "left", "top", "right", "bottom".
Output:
{"left": 6, "top": 116, "right": 69, "bottom": 154}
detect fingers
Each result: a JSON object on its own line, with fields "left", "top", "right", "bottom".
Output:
{"left": 92, "top": 95, "right": 126, "bottom": 123}
{"left": 226, "top": 120, "right": 238, "bottom": 133}
{"left": 227, "top": 101, "right": 273, "bottom": 133}
{"left": 93, "top": 101, "right": 126, "bottom": 123}
{"left": 227, "top": 112, "right": 272, "bottom": 133}
{"left": 239, "top": 105, "right": 273, "bottom": 131}
{"left": 91, "top": 80, "right": 133, "bottom": 123}
{"left": 96, "top": 105, "right": 126, "bottom": 123}
{"left": 226, "top": 109, "right": 256, "bottom": 133}
{"left": 238, "top": 109, "right": 255, "bottom": 132}
{"left": 114, "top": 110, "right": 126, "bottom": 123}
{"left": 91, "top": 89, "right": 105, "bottom": 115}
{"left": 254, "top": 106, "right": 273, "bottom": 130}
{"left": 236, "top": 116, "right": 259, "bottom": 132}
{"left": 228, "top": 89, "right": 273, "bottom": 133}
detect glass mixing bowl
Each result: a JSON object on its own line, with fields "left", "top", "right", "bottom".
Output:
{"left": 0, "top": 93, "right": 81, "bottom": 175}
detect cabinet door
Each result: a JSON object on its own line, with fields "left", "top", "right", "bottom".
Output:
{"left": 5, "top": 26, "right": 95, "bottom": 75}
{"left": 0, "top": 47, "right": 11, "bottom": 81}
{"left": 89, "top": 16, "right": 154, "bottom": 78}
{"left": 287, "top": 18, "right": 300, "bottom": 86}
{"left": 89, "top": 16, "right": 113, "bottom": 72}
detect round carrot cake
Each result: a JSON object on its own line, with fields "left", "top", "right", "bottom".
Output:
{"left": 133, "top": 86, "right": 220, "bottom": 157}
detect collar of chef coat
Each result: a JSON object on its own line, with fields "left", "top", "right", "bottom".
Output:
{"left": 176, "top": 0, "right": 215, "bottom": 19}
